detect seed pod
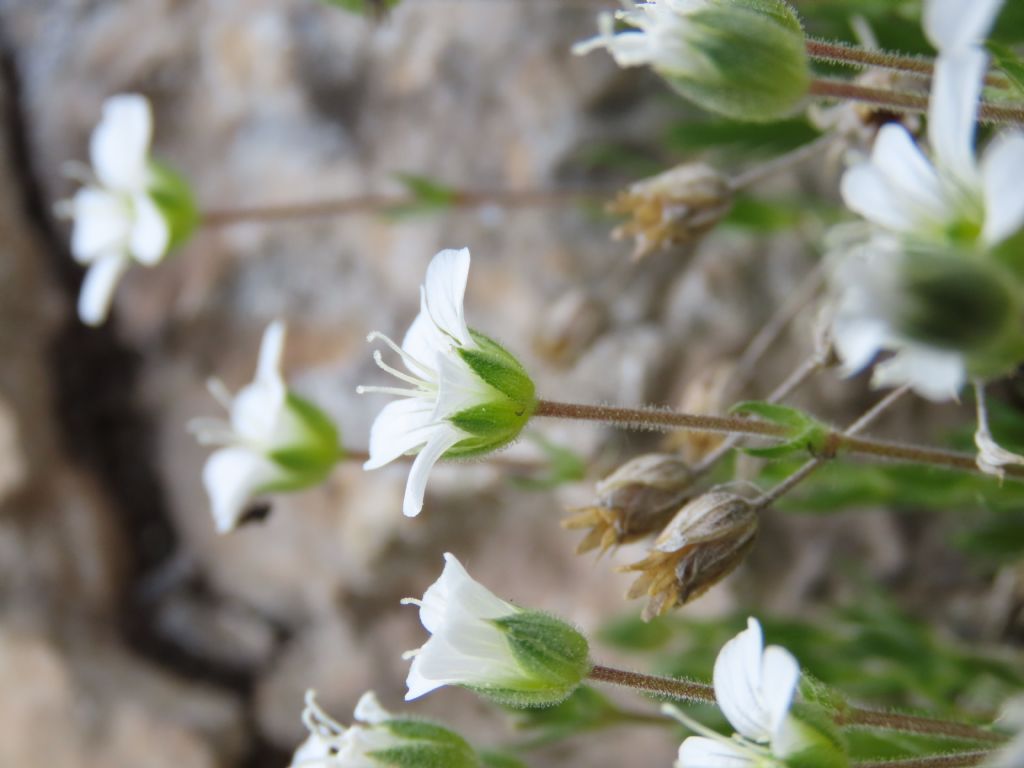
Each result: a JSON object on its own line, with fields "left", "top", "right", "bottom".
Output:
{"left": 622, "top": 491, "right": 758, "bottom": 620}
{"left": 563, "top": 453, "right": 695, "bottom": 554}
{"left": 609, "top": 163, "right": 733, "bottom": 261}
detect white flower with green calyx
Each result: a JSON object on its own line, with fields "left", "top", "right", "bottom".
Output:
{"left": 291, "top": 690, "right": 478, "bottom": 768}
{"left": 830, "top": 0, "right": 1024, "bottom": 402}
{"left": 188, "top": 321, "right": 342, "bottom": 533}
{"left": 572, "top": 0, "right": 810, "bottom": 122}
{"left": 357, "top": 248, "right": 536, "bottom": 518}
{"left": 59, "top": 93, "right": 196, "bottom": 326}
{"left": 671, "top": 618, "right": 847, "bottom": 768}
{"left": 401, "top": 553, "right": 591, "bottom": 708}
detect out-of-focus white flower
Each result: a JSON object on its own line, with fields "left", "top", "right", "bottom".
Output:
{"left": 62, "top": 94, "right": 195, "bottom": 326}
{"left": 829, "top": 0, "right": 1024, "bottom": 401}
{"left": 189, "top": 321, "right": 341, "bottom": 533}
{"left": 974, "top": 382, "right": 1024, "bottom": 479}
{"left": 358, "top": 248, "right": 535, "bottom": 517}
{"left": 572, "top": 0, "right": 809, "bottom": 121}
{"left": 291, "top": 690, "right": 478, "bottom": 768}
{"left": 401, "top": 553, "right": 590, "bottom": 707}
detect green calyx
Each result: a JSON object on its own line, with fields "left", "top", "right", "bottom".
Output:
{"left": 147, "top": 160, "right": 198, "bottom": 252}
{"left": 445, "top": 331, "right": 536, "bottom": 459}
{"left": 369, "top": 719, "right": 480, "bottom": 768}
{"left": 261, "top": 392, "right": 344, "bottom": 493}
{"left": 662, "top": 0, "right": 810, "bottom": 122}
{"left": 777, "top": 704, "right": 849, "bottom": 768}
{"left": 470, "top": 611, "right": 591, "bottom": 709}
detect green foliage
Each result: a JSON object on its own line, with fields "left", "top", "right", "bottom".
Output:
{"left": 730, "top": 401, "right": 830, "bottom": 459}
{"left": 322, "top": 0, "right": 401, "bottom": 17}
{"left": 508, "top": 686, "right": 668, "bottom": 747}
{"left": 664, "top": 117, "right": 820, "bottom": 158}
{"left": 371, "top": 717, "right": 480, "bottom": 768}
{"left": 988, "top": 42, "right": 1024, "bottom": 99}
{"left": 263, "top": 392, "right": 343, "bottom": 491}
{"left": 478, "top": 751, "right": 528, "bottom": 768}
{"left": 386, "top": 173, "right": 460, "bottom": 217}
{"left": 508, "top": 433, "right": 587, "bottom": 491}
{"left": 148, "top": 161, "right": 197, "bottom": 252}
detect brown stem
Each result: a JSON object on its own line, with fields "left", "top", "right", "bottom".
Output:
{"left": 200, "top": 187, "right": 609, "bottom": 227}
{"left": 842, "top": 708, "right": 1005, "bottom": 745}
{"left": 587, "top": 664, "right": 715, "bottom": 705}
{"left": 589, "top": 664, "right": 1002, "bottom": 745}
{"left": 535, "top": 397, "right": 1024, "bottom": 481}
{"left": 808, "top": 78, "right": 1024, "bottom": 126}
{"left": 854, "top": 752, "right": 993, "bottom": 768}
{"left": 534, "top": 399, "right": 788, "bottom": 438}
{"left": 806, "top": 38, "right": 1008, "bottom": 89}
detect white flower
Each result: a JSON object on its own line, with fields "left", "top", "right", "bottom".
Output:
{"left": 401, "top": 553, "right": 590, "bottom": 706}
{"left": 358, "top": 248, "right": 535, "bottom": 518}
{"left": 674, "top": 618, "right": 800, "bottom": 768}
{"left": 291, "top": 691, "right": 401, "bottom": 768}
{"left": 65, "top": 94, "right": 171, "bottom": 326}
{"left": 401, "top": 553, "right": 523, "bottom": 701}
{"left": 189, "top": 321, "right": 341, "bottom": 532}
{"left": 974, "top": 381, "right": 1024, "bottom": 479}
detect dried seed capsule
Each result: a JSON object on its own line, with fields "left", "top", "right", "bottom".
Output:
{"left": 622, "top": 491, "right": 758, "bottom": 620}
{"left": 563, "top": 453, "right": 695, "bottom": 554}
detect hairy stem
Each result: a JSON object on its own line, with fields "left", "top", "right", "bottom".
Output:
{"left": 806, "top": 38, "right": 1009, "bottom": 88}
{"left": 590, "top": 664, "right": 1003, "bottom": 744}
{"left": 200, "top": 186, "right": 609, "bottom": 227}
{"left": 534, "top": 398, "right": 1024, "bottom": 481}
{"left": 808, "top": 78, "right": 1024, "bottom": 125}
{"left": 854, "top": 752, "right": 993, "bottom": 768}
{"left": 587, "top": 664, "right": 715, "bottom": 705}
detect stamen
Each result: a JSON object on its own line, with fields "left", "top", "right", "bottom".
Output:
{"left": 400, "top": 597, "right": 423, "bottom": 606}
{"left": 366, "top": 331, "right": 437, "bottom": 383}
{"left": 372, "top": 350, "right": 432, "bottom": 390}
{"left": 356, "top": 385, "right": 429, "bottom": 398}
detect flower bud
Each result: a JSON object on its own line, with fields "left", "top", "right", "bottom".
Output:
{"left": 574, "top": 0, "right": 810, "bottom": 122}
{"left": 563, "top": 453, "right": 695, "bottom": 554}
{"left": 291, "top": 690, "right": 479, "bottom": 768}
{"left": 623, "top": 492, "right": 758, "bottom": 620}
{"left": 403, "top": 553, "right": 591, "bottom": 708}
{"left": 609, "top": 163, "right": 733, "bottom": 260}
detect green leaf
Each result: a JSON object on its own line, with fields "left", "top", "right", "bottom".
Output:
{"left": 596, "top": 614, "right": 674, "bottom": 652}
{"left": 730, "top": 401, "right": 830, "bottom": 458}
{"left": 664, "top": 117, "right": 820, "bottom": 157}
{"left": 322, "top": 0, "right": 401, "bottom": 17}
{"left": 509, "top": 686, "right": 657, "bottom": 747}
{"left": 386, "top": 173, "right": 460, "bottom": 217}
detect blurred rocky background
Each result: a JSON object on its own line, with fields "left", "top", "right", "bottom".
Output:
{"left": 0, "top": 1, "right": 1021, "bottom": 766}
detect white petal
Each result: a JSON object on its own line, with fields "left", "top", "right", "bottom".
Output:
{"left": 841, "top": 164, "right": 912, "bottom": 232}
{"left": 129, "top": 193, "right": 170, "bottom": 265}
{"left": 677, "top": 737, "right": 756, "bottom": 768}
{"left": 871, "top": 346, "right": 965, "bottom": 401}
{"left": 871, "top": 125, "right": 951, "bottom": 222}
{"left": 418, "top": 553, "right": 515, "bottom": 634}
{"left": 363, "top": 397, "right": 438, "bottom": 470}
{"left": 714, "top": 618, "right": 772, "bottom": 742}
{"left": 229, "top": 322, "right": 288, "bottom": 443}
{"left": 924, "top": 0, "right": 1004, "bottom": 53}
{"left": 404, "top": 651, "right": 449, "bottom": 701}
{"left": 928, "top": 51, "right": 986, "bottom": 188}
{"left": 975, "top": 425, "right": 1024, "bottom": 478}
{"left": 832, "top": 315, "right": 889, "bottom": 376}
{"left": 202, "top": 447, "right": 283, "bottom": 533}
{"left": 290, "top": 733, "right": 334, "bottom": 766}
{"left": 759, "top": 646, "right": 801, "bottom": 736}
{"left": 90, "top": 94, "right": 152, "bottom": 191}
{"left": 401, "top": 308, "right": 449, "bottom": 380}
{"left": 981, "top": 131, "right": 1024, "bottom": 245}
{"left": 70, "top": 187, "right": 132, "bottom": 263}
{"left": 403, "top": 425, "right": 464, "bottom": 517}
{"left": 422, "top": 248, "right": 473, "bottom": 348}
{"left": 78, "top": 253, "right": 130, "bottom": 326}
{"left": 353, "top": 692, "right": 391, "bottom": 725}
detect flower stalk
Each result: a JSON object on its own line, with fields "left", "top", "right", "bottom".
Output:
{"left": 587, "top": 663, "right": 1004, "bottom": 745}
{"left": 532, "top": 398, "right": 1024, "bottom": 481}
